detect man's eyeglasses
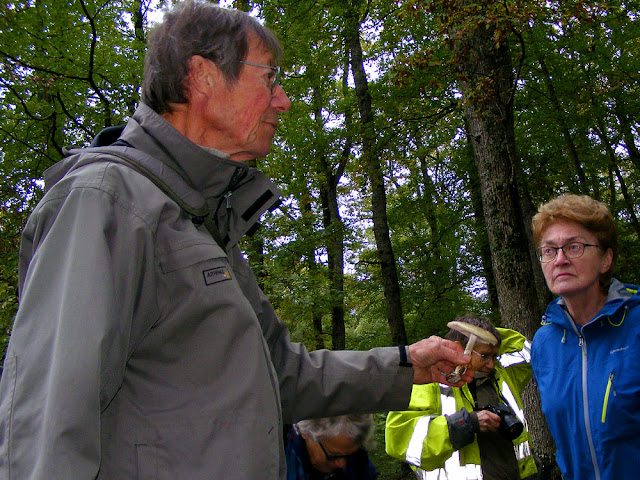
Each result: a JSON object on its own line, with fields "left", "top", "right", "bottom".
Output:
{"left": 318, "top": 440, "right": 357, "bottom": 463}
{"left": 536, "top": 242, "right": 599, "bottom": 263}
{"left": 472, "top": 350, "right": 500, "bottom": 363}
{"left": 238, "top": 60, "right": 280, "bottom": 90}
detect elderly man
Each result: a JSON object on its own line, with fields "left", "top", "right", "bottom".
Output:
{"left": 0, "top": 1, "right": 471, "bottom": 479}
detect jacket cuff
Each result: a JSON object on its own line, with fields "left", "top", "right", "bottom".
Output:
{"left": 446, "top": 408, "right": 478, "bottom": 450}
{"left": 399, "top": 345, "right": 412, "bottom": 367}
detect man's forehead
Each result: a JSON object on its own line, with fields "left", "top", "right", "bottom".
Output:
{"left": 475, "top": 343, "right": 498, "bottom": 353}
{"left": 321, "top": 435, "right": 359, "bottom": 455}
{"left": 246, "top": 33, "right": 275, "bottom": 62}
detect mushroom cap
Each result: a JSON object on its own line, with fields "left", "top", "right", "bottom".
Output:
{"left": 447, "top": 321, "right": 498, "bottom": 346}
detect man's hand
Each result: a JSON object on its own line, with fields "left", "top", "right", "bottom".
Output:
{"left": 476, "top": 410, "right": 501, "bottom": 433}
{"left": 408, "top": 336, "right": 472, "bottom": 387}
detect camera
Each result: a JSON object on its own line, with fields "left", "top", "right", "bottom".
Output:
{"left": 481, "top": 403, "right": 524, "bottom": 440}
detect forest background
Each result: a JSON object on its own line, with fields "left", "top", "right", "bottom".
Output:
{"left": 1, "top": 0, "right": 638, "bottom": 478}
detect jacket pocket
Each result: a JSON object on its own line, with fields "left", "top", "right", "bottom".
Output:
{"left": 601, "top": 372, "right": 615, "bottom": 423}
{"left": 158, "top": 241, "right": 226, "bottom": 274}
{"left": 0, "top": 355, "right": 17, "bottom": 478}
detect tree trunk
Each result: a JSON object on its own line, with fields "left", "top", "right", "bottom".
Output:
{"left": 464, "top": 124, "right": 500, "bottom": 313}
{"left": 302, "top": 198, "right": 327, "bottom": 351}
{"left": 344, "top": 4, "right": 407, "bottom": 346}
{"left": 518, "top": 168, "right": 555, "bottom": 313}
{"left": 614, "top": 103, "right": 640, "bottom": 171}
{"left": 445, "top": 3, "right": 559, "bottom": 477}
{"left": 417, "top": 153, "right": 449, "bottom": 286}
{"left": 594, "top": 120, "right": 640, "bottom": 238}
{"left": 311, "top": 76, "right": 347, "bottom": 350}
{"left": 319, "top": 187, "right": 345, "bottom": 350}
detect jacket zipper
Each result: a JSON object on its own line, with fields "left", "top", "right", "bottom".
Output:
{"left": 579, "top": 335, "right": 601, "bottom": 480}
{"left": 601, "top": 373, "right": 615, "bottom": 423}
{"left": 215, "top": 166, "right": 248, "bottom": 232}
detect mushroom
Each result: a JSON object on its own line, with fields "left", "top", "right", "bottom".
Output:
{"left": 445, "top": 321, "right": 498, "bottom": 383}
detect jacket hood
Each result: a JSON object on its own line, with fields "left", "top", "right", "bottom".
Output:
{"left": 53, "top": 103, "right": 283, "bottom": 249}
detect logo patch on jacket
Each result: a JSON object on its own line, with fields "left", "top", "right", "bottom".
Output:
{"left": 203, "top": 267, "right": 232, "bottom": 285}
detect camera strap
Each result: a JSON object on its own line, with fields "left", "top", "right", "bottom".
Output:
{"left": 468, "top": 372, "right": 505, "bottom": 411}
{"left": 467, "top": 379, "right": 480, "bottom": 410}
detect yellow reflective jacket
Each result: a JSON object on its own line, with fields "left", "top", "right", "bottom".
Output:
{"left": 386, "top": 328, "right": 538, "bottom": 479}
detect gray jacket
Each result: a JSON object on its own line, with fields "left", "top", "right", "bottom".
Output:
{"left": 0, "top": 103, "right": 413, "bottom": 479}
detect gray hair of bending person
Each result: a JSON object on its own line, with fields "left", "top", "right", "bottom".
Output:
{"left": 295, "top": 414, "right": 375, "bottom": 449}
{"left": 142, "top": 0, "right": 282, "bottom": 114}
{"left": 445, "top": 314, "right": 501, "bottom": 348}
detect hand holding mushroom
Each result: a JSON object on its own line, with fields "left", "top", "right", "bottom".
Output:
{"left": 445, "top": 320, "right": 498, "bottom": 383}
{"left": 408, "top": 336, "right": 474, "bottom": 386}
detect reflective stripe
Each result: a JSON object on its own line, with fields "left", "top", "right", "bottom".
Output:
{"left": 440, "top": 385, "right": 457, "bottom": 415}
{"left": 501, "top": 381, "right": 526, "bottom": 424}
{"left": 417, "top": 459, "right": 483, "bottom": 480}
{"left": 498, "top": 340, "right": 531, "bottom": 368}
{"left": 500, "top": 381, "right": 531, "bottom": 461}
{"left": 407, "top": 386, "right": 457, "bottom": 468}
{"left": 406, "top": 416, "right": 433, "bottom": 468}
{"left": 413, "top": 385, "right": 484, "bottom": 480}
{"left": 515, "top": 440, "right": 532, "bottom": 461}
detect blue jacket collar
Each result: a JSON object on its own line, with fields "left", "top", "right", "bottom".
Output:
{"left": 544, "top": 278, "right": 638, "bottom": 329}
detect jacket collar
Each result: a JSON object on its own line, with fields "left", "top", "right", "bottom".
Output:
{"left": 544, "top": 278, "right": 637, "bottom": 328}
{"left": 120, "top": 102, "right": 246, "bottom": 196}
{"left": 119, "top": 103, "right": 283, "bottom": 248}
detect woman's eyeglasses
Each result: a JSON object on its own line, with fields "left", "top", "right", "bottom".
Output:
{"left": 536, "top": 242, "right": 599, "bottom": 263}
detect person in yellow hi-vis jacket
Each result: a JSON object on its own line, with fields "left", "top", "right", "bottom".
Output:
{"left": 386, "top": 315, "right": 539, "bottom": 480}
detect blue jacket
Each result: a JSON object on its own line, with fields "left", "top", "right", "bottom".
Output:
{"left": 531, "top": 279, "right": 640, "bottom": 480}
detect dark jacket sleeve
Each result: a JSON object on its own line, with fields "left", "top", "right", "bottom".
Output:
{"left": 446, "top": 409, "right": 479, "bottom": 450}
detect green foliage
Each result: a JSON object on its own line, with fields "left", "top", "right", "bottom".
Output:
{"left": 0, "top": 5, "right": 638, "bottom": 473}
{"left": 0, "top": 0, "right": 150, "bottom": 364}
{"left": 242, "top": 0, "right": 640, "bottom": 360}
{"left": 0, "top": 207, "right": 21, "bottom": 363}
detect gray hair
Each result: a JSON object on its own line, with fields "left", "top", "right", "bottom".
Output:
{"left": 142, "top": 0, "right": 283, "bottom": 114}
{"left": 445, "top": 314, "right": 501, "bottom": 348}
{"left": 295, "top": 414, "right": 375, "bottom": 449}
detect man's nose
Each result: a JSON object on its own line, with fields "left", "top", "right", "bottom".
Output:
{"left": 272, "top": 85, "right": 291, "bottom": 112}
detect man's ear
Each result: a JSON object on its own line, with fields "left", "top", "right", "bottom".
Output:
{"left": 186, "top": 55, "right": 215, "bottom": 97}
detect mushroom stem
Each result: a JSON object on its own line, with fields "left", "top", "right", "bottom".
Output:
{"left": 447, "top": 334, "right": 477, "bottom": 382}
{"left": 444, "top": 320, "right": 497, "bottom": 384}
{"left": 462, "top": 334, "right": 478, "bottom": 356}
